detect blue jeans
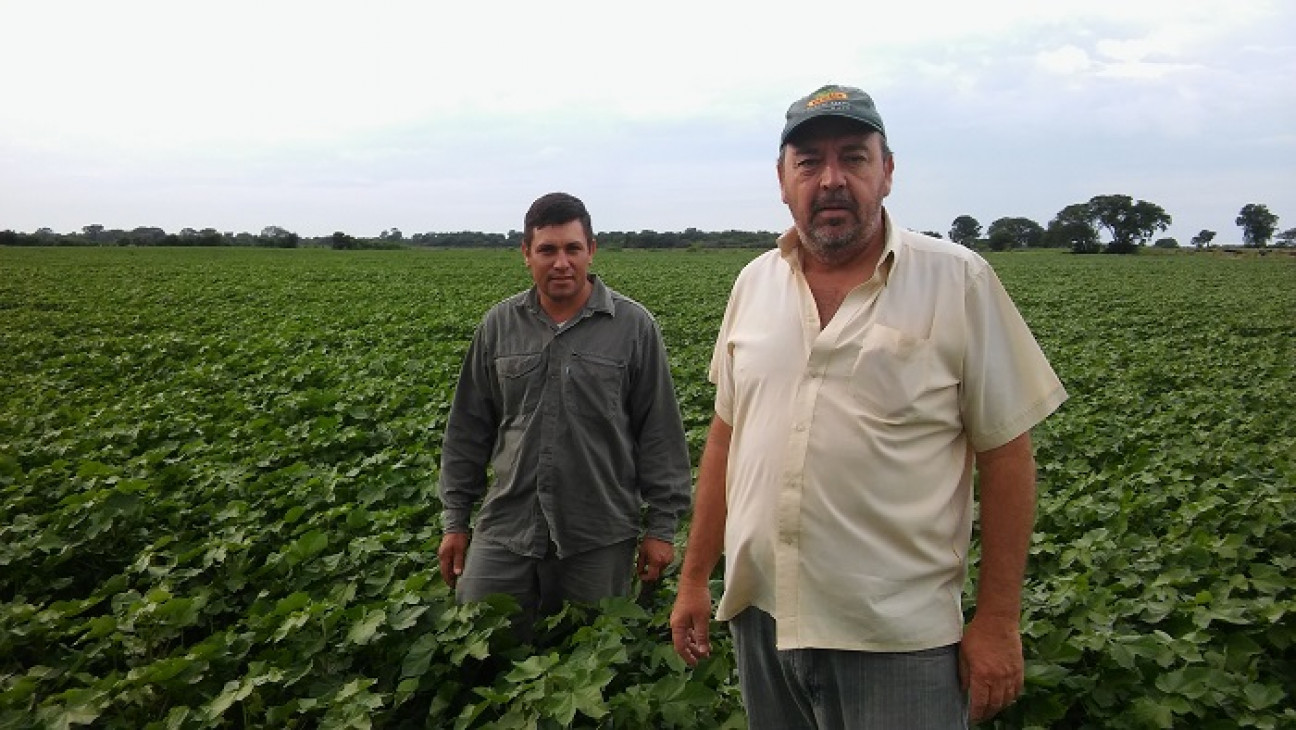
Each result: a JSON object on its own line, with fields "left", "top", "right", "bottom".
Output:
{"left": 730, "top": 607, "right": 968, "bottom": 729}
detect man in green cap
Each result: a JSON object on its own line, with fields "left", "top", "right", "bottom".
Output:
{"left": 670, "top": 85, "right": 1068, "bottom": 726}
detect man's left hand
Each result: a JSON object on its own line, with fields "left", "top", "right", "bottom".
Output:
{"left": 636, "top": 537, "right": 675, "bottom": 582}
{"left": 959, "top": 613, "right": 1025, "bottom": 722}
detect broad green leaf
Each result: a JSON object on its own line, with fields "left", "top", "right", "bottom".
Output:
{"left": 346, "top": 608, "right": 387, "bottom": 646}
{"left": 506, "top": 654, "right": 559, "bottom": 683}
{"left": 1242, "top": 682, "right": 1284, "bottom": 710}
{"left": 285, "top": 530, "right": 329, "bottom": 565}
{"left": 400, "top": 633, "right": 439, "bottom": 679}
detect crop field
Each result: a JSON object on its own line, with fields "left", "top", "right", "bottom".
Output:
{"left": 1, "top": 245, "right": 1293, "bottom": 729}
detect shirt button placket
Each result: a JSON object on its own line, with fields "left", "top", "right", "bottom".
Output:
{"left": 534, "top": 347, "right": 560, "bottom": 555}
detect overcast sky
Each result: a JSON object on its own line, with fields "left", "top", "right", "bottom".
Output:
{"left": 2, "top": 1, "right": 1293, "bottom": 245}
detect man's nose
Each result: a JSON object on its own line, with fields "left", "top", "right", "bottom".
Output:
{"left": 820, "top": 161, "right": 846, "bottom": 188}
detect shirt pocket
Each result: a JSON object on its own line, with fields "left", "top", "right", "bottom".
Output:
{"left": 848, "top": 324, "right": 933, "bottom": 419}
{"left": 564, "top": 351, "right": 625, "bottom": 420}
{"left": 495, "top": 353, "right": 544, "bottom": 417}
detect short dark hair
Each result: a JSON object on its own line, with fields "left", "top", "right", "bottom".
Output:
{"left": 523, "top": 192, "right": 594, "bottom": 248}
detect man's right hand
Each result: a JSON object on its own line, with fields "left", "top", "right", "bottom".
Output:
{"left": 437, "top": 532, "right": 470, "bottom": 588}
{"left": 669, "top": 582, "right": 713, "bottom": 666}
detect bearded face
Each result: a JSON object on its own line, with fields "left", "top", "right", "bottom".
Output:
{"left": 779, "top": 120, "right": 893, "bottom": 265}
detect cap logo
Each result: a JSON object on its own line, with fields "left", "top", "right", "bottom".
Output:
{"left": 805, "top": 90, "right": 849, "bottom": 109}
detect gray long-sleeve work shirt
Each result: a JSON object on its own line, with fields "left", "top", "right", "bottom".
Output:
{"left": 438, "top": 275, "right": 691, "bottom": 559}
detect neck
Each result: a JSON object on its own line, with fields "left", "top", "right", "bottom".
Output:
{"left": 539, "top": 280, "right": 592, "bottom": 323}
{"left": 801, "top": 232, "right": 883, "bottom": 279}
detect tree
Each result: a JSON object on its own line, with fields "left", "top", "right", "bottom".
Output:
{"left": 331, "top": 231, "right": 356, "bottom": 250}
{"left": 82, "top": 224, "right": 105, "bottom": 243}
{"left": 1275, "top": 227, "right": 1296, "bottom": 247}
{"left": 1190, "top": 230, "right": 1217, "bottom": 249}
{"left": 1088, "top": 195, "right": 1171, "bottom": 254}
{"left": 1153, "top": 237, "right": 1179, "bottom": 249}
{"left": 128, "top": 227, "right": 167, "bottom": 245}
{"left": 259, "top": 225, "right": 300, "bottom": 248}
{"left": 1236, "top": 204, "right": 1278, "bottom": 247}
{"left": 986, "top": 217, "right": 1044, "bottom": 251}
{"left": 1045, "top": 203, "right": 1101, "bottom": 253}
{"left": 948, "top": 215, "right": 981, "bottom": 248}
{"left": 197, "top": 228, "right": 224, "bottom": 247}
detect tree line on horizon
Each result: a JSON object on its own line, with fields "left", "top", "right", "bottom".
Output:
{"left": 0, "top": 225, "right": 779, "bottom": 251}
{"left": 939, "top": 198, "right": 1288, "bottom": 253}
{"left": 2, "top": 197, "right": 1290, "bottom": 252}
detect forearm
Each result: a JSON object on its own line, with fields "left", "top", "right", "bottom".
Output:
{"left": 635, "top": 418, "right": 692, "bottom": 540}
{"left": 677, "top": 415, "right": 731, "bottom": 589}
{"left": 438, "top": 413, "right": 494, "bottom": 531}
{"left": 973, "top": 432, "right": 1037, "bottom": 621}
{"left": 669, "top": 415, "right": 729, "bottom": 664}
{"left": 439, "top": 334, "right": 497, "bottom": 532}
{"left": 631, "top": 330, "right": 694, "bottom": 541}
{"left": 438, "top": 479, "right": 484, "bottom": 532}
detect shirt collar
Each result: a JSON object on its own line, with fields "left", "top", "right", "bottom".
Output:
{"left": 583, "top": 274, "right": 615, "bottom": 314}
{"left": 777, "top": 207, "right": 900, "bottom": 284}
{"left": 521, "top": 274, "right": 615, "bottom": 318}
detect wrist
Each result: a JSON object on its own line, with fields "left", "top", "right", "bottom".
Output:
{"left": 677, "top": 574, "right": 711, "bottom": 592}
{"left": 970, "top": 608, "right": 1021, "bottom": 629}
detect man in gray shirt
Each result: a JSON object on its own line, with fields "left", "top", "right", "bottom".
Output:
{"left": 437, "top": 192, "right": 691, "bottom": 636}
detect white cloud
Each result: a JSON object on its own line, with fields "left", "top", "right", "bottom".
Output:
{"left": 1037, "top": 46, "right": 1093, "bottom": 75}
{"left": 0, "top": 0, "right": 1291, "bottom": 237}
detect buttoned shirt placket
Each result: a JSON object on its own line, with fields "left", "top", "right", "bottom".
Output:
{"left": 530, "top": 311, "right": 587, "bottom": 557}
{"left": 775, "top": 256, "right": 885, "bottom": 646}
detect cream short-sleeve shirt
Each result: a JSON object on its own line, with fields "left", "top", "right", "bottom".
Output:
{"left": 711, "top": 212, "right": 1067, "bottom": 651}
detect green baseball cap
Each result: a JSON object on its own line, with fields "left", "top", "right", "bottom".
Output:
{"left": 781, "top": 84, "right": 886, "bottom": 144}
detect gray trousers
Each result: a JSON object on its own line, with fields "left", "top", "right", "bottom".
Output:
{"left": 730, "top": 607, "right": 968, "bottom": 729}
{"left": 455, "top": 537, "right": 636, "bottom": 635}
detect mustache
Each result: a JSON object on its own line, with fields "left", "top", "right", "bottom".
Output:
{"left": 812, "top": 192, "right": 856, "bottom": 213}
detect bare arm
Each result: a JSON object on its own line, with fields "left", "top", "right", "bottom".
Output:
{"left": 961, "top": 431, "right": 1036, "bottom": 722}
{"left": 669, "top": 414, "right": 731, "bottom": 666}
